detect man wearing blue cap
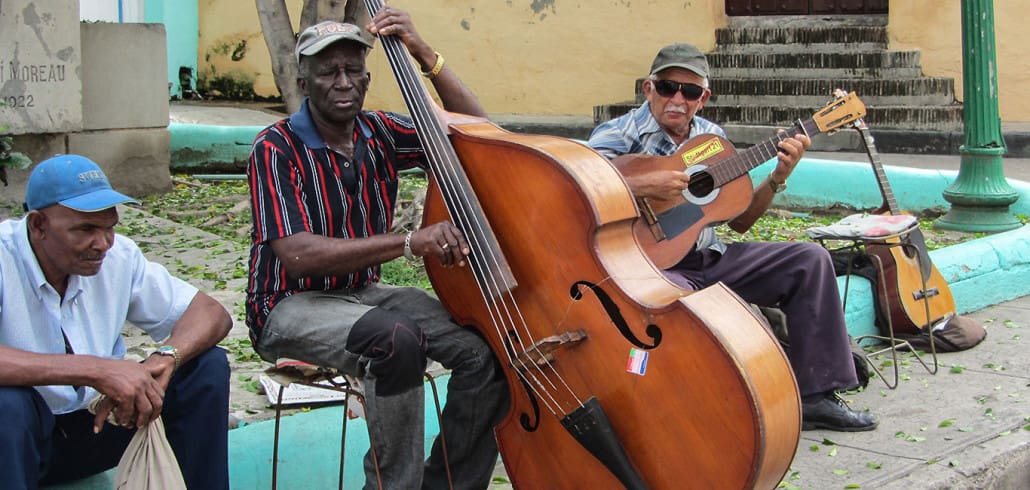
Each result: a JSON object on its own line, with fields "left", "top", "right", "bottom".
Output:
{"left": 0, "top": 154, "right": 233, "bottom": 487}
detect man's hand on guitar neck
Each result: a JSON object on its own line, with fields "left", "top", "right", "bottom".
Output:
{"left": 625, "top": 169, "right": 692, "bottom": 201}
{"left": 769, "top": 131, "right": 810, "bottom": 184}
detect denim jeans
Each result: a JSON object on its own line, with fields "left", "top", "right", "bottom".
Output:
{"left": 255, "top": 283, "right": 510, "bottom": 490}
{"left": 0, "top": 347, "right": 230, "bottom": 490}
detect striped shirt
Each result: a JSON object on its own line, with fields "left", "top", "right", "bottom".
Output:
{"left": 246, "top": 100, "right": 425, "bottom": 334}
{"left": 587, "top": 101, "right": 728, "bottom": 254}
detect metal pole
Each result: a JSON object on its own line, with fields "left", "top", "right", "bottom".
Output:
{"left": 934, "top": 0, "right": 1021, "bottom": 232}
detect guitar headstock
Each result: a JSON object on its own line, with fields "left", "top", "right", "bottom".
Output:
{"left": 815, "top": 90, "right": 867, "bottom": 134}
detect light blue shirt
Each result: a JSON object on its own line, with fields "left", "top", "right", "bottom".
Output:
{"left": 588, "top": 102, "right": 728, "bottom": 253}
{"left": 0, "top": 217, "right": 198, "bottom": 414}
{"left": 588, "top": 101, "right": 726, "bottom": 160}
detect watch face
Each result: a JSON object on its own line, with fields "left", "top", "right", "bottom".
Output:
{"left": 156, "top": 346, "right": 179, "bottom": 359}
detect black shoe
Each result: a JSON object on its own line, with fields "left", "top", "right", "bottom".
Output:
{"left": 802, "top": 392, "right": 878, "bottom": 432}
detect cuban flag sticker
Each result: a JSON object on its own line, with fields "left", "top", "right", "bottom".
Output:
{"left": 626, "top": 348, "right": 649, "bottom": 376}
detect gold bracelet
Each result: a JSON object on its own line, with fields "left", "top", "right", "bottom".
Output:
{"left": 422, "top": 51, "right": 445, "bottom": 80}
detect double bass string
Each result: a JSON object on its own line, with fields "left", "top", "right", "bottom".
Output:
{"left": 365, "top": 0, "right": 585, "bottom": 417}
{"left": 380, "top": 37, "right": 570, "bottom": 412}
{"left": 389, "top": 45, "right": 571, "bottom": 415}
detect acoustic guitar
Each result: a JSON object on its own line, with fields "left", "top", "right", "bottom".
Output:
{"left": 850, "top": 114, "right": 957, "bottom": 335}
{"left": 613, "top": 91, "right": 867, "bottom": 269}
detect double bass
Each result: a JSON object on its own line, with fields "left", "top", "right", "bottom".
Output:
{"left": 364, "top": 1, "right": 801, "bottom": 487}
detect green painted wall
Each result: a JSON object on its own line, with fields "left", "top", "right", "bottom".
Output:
{"left": 145, "top": 0, "right": 197, "bottom": 99}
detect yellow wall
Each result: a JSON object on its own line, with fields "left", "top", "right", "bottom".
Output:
{"left": 888, "top": 0, "right": 1029, "bottom": 122}
{"left": 198, "top": 1, "right": 1028, "bottom": 121}
{"left": 199, "top": 0, "right": 724, "bottom": 115}
{"left": 198, "top": 0, "right": 303, "bottom": 99}
{"left": 364, "top": 0, "right": 725, "bottom": 115}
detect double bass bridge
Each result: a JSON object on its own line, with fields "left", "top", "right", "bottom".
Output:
{"left": 512, "top": 329, "right": 587, "bottom": 371}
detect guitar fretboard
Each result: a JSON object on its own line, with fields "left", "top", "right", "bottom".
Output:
{"left": 707, "top": 118, "right": 820, "bottom": 187}
{"left": 856, "top": 122, "right": 902, "bottom": 215}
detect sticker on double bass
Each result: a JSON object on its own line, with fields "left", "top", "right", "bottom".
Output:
{"left": 626, "top": 348, "right": 649, "bottom": 376}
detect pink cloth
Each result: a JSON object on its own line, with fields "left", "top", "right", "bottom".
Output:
{"left": 806, "top": 213, "right": 918, "bottom": 240}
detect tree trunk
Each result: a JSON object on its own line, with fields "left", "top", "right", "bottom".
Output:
{"left": 299, "top": 1, "right": 318, "bottom": 29}
{"left": 301, "top": 0, "right": 367, "bottom": 29}
{"left": 256, "top": 0, "right": 303, "bottom": 113}
{"left": 343, "top": 0, "right": 368, "bottom": 24}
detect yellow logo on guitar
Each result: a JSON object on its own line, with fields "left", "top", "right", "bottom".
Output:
{"left": 681, "top": 138, "right": 724, "bottom": 167}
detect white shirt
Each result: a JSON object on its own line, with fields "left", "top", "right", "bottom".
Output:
{"left": 0, "top": 217, "right": 198, "bottom": 413}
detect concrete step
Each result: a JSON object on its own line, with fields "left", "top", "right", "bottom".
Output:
{"left": 715, "top": 25, "right": 887, "bottom": 52}
{"left": 593, "top": 102, "right": 963, "bottom": 131}
{"left": 712, "top": 65, "right": 925, "bottom": 79}
{"left": 726, "top": 14, "right": 888, "bottom": 28}
{"left": 708, "top": 51, "right": 923, "bottom": 76}
{"left": 715, "top": 41, "right": 887, "bottom": 54}
{"left": 709, "top": 92, "right": 954, "bottom": 108}
{"left": 626, "top": 78, "right": 957, "bottom": 106}
{"left": 702, "top": 104, "right": 963, "bottom": 131}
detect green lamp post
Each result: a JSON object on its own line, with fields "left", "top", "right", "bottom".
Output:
{"left": 935, "top": 0, "right": 1021, "bottom": 232}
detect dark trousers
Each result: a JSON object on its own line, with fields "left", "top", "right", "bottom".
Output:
{"left": 0, "top": 347, "right": 230, "bottom": 490}
{"left": 663, "top": 241, "right": 859, "bottom": 396}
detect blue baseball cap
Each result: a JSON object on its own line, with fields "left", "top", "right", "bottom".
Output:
{"left": 24, "top": 154, "right": 139, "bottom": 212}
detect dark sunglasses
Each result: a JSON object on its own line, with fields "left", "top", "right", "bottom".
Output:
{"left": 652, "top": 79, "right": 706, "bottom": 101}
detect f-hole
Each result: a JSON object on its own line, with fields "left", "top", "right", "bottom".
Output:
{"left": 570, "top": 280, "right": 661, "bottom": 349}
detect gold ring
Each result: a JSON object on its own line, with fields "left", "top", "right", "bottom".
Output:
{"left": 441, "top": 243, "right": 449, "bottom": 250}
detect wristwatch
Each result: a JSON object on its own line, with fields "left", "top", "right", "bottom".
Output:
{"left": 152, "top": 345, "right": 181, "bottom": 372}
{"left": 768, "top": 177, "right": 787, "bottom": 194}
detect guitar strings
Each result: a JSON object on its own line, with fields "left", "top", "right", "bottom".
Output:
{"left": 704, "top": 121, "right": 814, "bottom": 188}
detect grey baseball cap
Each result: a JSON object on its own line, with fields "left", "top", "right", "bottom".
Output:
{"left": 649, "top": 43, "right": 710, "bottom": 79}
{"left": 295, "top": 21, "right": 374, "bottom": 63}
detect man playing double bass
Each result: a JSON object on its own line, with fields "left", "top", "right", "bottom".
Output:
{"left": 588, "top": 43, "right": 878, "bottom": 432}
{"left": 245, "top": 7, "right": 508, "bottom": 489}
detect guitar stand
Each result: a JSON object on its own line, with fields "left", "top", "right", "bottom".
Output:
{"left": 817, "top": 232, "right": 939, "bottom": 389}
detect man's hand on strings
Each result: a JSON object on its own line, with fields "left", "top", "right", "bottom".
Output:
{"left": 413, "top": 221, "right": 470, "bottom": 267}
{"left": 367, "top": 6, "right": 436, "bottom": 71}
{"left": 627, "top": 169, "right": 692, "bottom": 201}
{"left": 772, "top": 132, "right": 811, "bottom": 182}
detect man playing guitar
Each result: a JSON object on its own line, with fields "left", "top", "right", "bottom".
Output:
{"left": 588, "top": 44, "right": 877, "bottom": 432}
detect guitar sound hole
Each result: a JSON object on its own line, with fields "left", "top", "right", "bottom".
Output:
{"left": 687, "top": 172, "right": 714, "bottom": 198}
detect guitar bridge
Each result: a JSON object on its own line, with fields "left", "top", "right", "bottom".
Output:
{"left": 912, "top": 287, "right": 940, "bottom": 301}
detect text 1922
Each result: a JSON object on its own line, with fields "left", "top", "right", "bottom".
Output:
{"left": 3, "top": 95, "right": 35, "bottom": 108}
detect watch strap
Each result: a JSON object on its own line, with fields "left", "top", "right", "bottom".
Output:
{"left": 153, "top": 345, "right": 181, "bottom": 372}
